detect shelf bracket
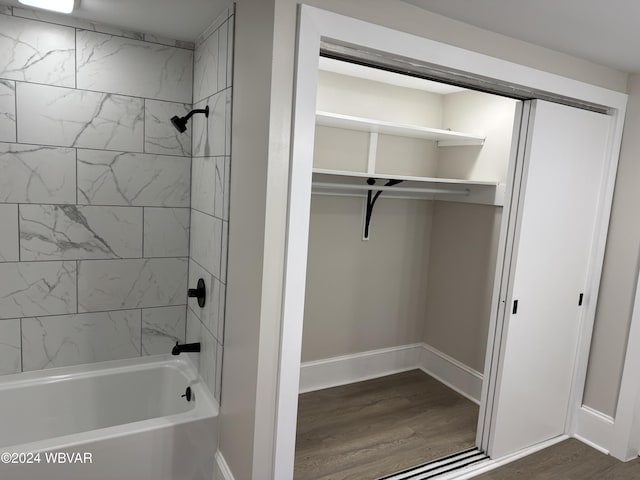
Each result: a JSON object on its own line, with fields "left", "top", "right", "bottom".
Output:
{"left": 363, "top": 178, "right": 404, "bottom": 240}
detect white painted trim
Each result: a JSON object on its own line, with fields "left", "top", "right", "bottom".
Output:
{"left": 299, "top": 343, "right": 483, "bottom": 404}
{"left": 573, "top": 405, "right": 614, "bottom": 455}
{"left": 419, "top": 343, "right": 483, "bottom": 405}
{"left": 276, "top": 5, "right": 628, "bottom": 478}
{"left": 215, "top": 451, "right": 235, "bottom": 480}
{"left": 299, "top": 344, "right": 422, "bottom": 393}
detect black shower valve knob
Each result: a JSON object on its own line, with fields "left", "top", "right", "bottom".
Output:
{"left": 188, "top": 278, "right": 206, "bottom": 308}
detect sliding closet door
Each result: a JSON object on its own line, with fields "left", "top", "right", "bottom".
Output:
{"left": 488, "top": 100, "right": 610, "bottom": 458}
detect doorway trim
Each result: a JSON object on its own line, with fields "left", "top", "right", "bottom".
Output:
{"left": 274, "top": 5, "right": 627, "bottom": 478}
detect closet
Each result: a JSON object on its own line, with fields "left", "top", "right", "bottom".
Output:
{"left": 294, "top": 57, "right": 519, "bottom": 479}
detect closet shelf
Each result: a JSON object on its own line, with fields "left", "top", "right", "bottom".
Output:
{"left": 316, "top": 111, "right": 486, "bottom": 147}
{"left": 312, "top": 169, "right": 506, "bottom": 206}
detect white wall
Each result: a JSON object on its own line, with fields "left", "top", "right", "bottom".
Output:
{"left": 301, "top": 196, "right": 432, "bottom": 362}
{"left": 583, "top": 74, "right": 640, "bottom": 416}
{"left": 423, "top": 201, "right": 502, "bottom": 372}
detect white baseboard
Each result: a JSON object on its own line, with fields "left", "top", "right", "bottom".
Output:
{"left": 215, "top": 451, "right": 235, "bottom": 480}
{"left": 299, "top": 343, "right": 483, "bottom": 403}
{"left": 299, "top": 344, "right": 423, "bottom": 393}
{"left": 418, "top": 343, "right": 483, "bottom": 405}
{"left": 573, "top": 405, "right": 614, "bottom": 454}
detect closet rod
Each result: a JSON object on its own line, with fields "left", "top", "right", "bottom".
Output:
{"left": 312, "top": 182, "right": 470, "bottom": 196}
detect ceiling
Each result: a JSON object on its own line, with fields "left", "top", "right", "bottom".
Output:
{"left": 404, "top": 0, "right": 640, "bottom": 73}
{"left": 4, "top": 0, "right": 229, "bottom": 41}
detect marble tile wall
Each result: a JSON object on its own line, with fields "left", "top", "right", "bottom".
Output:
{"left": 187, "top": 8, "right": 233, "bottom": 402}
{"left": 0, "top": 7, "right": 196, "bottom": 375}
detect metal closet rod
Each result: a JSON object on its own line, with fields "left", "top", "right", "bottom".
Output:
{"left": 311, "top": 182, "right": 470, "bottom": 196}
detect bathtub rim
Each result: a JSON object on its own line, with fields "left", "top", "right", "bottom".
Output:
{"left": 0, "top": 355, "right": 218, "bottom": 454}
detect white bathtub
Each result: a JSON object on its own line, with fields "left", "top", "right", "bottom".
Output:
{"left": 0, "top": 355, "right": 217, "bottom": 480}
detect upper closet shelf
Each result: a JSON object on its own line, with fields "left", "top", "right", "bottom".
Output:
{"left": 316, "top": 111, "right": 486, "bottom": 147}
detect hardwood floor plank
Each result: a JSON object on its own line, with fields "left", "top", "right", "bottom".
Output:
{"left": 475, "top": 439, "right": 640, "bottom": 479}
{"left": 294, "top": 369, "right": 479, "bottom": 480}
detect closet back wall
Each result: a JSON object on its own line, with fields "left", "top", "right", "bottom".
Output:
{"left": 302, "top": 196, "right": 433, "bottom": 361}
{"left": 0, "top": 8, "right": 193, "bottom": 375}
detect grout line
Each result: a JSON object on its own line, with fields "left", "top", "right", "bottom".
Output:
{"left": 1, "top": 303, "right": 190, "bottom": 323}
{"left": 6, "top": 9, "right": 194, "bottom": 51}
{"left": 0, "top": 256, "right": 188, "bottom": 265}
{"left": 141, "top": 207, "right": 145, "bottom": 258}
{"left": 16, "top": 204, "right": 20, "bottom": 262}
{"left": 143, "top": 98, "right": 146, "bottom": 153}
{"left": 0, "top": 135, "right": 192, "bottom": 159}
{"left": 74, "top": 148, "right": 78, "bottom": 204}
{"left": 139, "top": 308, "right": 143, "bottom": 356}
{"left": 2, "top": 77, "right": 196, "bottom": 107}
{"left": 19, "top": 317, "right": 23, "bottom": 373}
{"left": 0, "top": 202, "right": 190, "bottom": 210}
{"left": 74, "top": 28, "right": 77, "bottom": 89}
{"left": 75, "top": 260, "right": 79, "bottom": 313}
{"left": 12, "top": 79, "right": 17, "bottom": 143}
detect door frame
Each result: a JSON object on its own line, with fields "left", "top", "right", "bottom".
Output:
{"left": 274, "top": 5, "right": 627, "bottom": 478}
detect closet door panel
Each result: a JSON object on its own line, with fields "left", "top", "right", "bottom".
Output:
{"left": 489, "top": 100, "right": 610, "bottom": 458}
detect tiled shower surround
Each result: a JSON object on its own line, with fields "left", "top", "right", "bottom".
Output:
{"left": 0, "top": 5, "right": 233, "bottom": 402}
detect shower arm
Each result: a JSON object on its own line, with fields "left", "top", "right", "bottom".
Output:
{"left": 183, "top": 106, "right": 209, "bottom": 121}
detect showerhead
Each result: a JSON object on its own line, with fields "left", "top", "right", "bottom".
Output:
{"left": 170, "top": 105, "right": 209, "bottom": 133}
{"left": 170, "top": 115, "right": 188, "bottom": 133}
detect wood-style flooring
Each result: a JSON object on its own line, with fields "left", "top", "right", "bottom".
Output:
{"left": 294, "top": 369, "right": 479, "bottom": 480}
{"left": 475, "top": 439, "right": 640, "bottom": 479}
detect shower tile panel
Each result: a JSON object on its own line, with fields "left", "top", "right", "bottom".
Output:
{"left": 76, "top": 30, "right": 193, "bottom": 103}
{"left": 217, "top": 21, "right": 228, "bottom": 92}
{"left": 0, "top": 261, "right": 76, "bottom": 319}
{"left": 21, "top": 310, "right": 142, "bottom": 371}
{"left": 185, "top": 305, "right": 217, "bottom": 398}
{"left": 223, "top": 156, "right": 231, "bottom": 221}
{"left": 191, "top": 157, "right": 216, "bottom": 216}
{"left": 185, "top": 307, "right": 202, "bottom": 368}
{"left": 12, "top": 7, "right": 144, "bottom": 40}
{"left": 77, "top": 258, "right": 187, "bottom": 312}
{"left": 225, "top": 88, "right": 232, "bottom": 155}
{"left": 16, "top": 83, "right": 144, "bottom": 152}
{"left": 195, "top": 7, "right": 229, "bottom": 49}
{"left": 192, "top": 92, "right": 226, "bottom": 157}
{"left": 143, "top": 33, "right": 194, "bottom": 50}
{"left": 227, "top": 18, "right": 234, "bottom": 88}
{"left": 215, "top": 340, "right": 223, "bottom": 402}
{"left": 19, "top": 205, "right": 143, "bottom": 261}
{"left": 190, "top": 210, "right": 222, "bottom": 278}
{"left": 0, "top": 80, "right": 16, "bottom": 143}
{"left": 141, "top": 305, "right": 186, "bottom": 355}
{"left": 0, "top": 319, "right": 21, "bottom": 374}
{"left": 214, "top": 157, "right": 225, "bottom": 219}
{"left": 0, "top": 15, "right": 75, "bottom": 87}
{"left": 0, "top": 143, "right": 76, "bottom": 204}
{"left": 143, "top": 208, "right": 190, "bottom": 258}
{"left": 144, "top": 99, "right": 192, "bottom": 157}
{"left": 193, "top": 28, "right": 219, "bottom": 103}
{"left": 77, "top": 150, "right": 190, "bottom": 207}
{"left": 221, "top": 220, "right": 228, "bottom": 284}
{"left": 200, "top": 325, "right": 218, "bottom": 400}
{"left": 188, "top": 259, "right": 220, "bottom": 341}
{"left": 0, "top": 205, "right": 18, "bottom": 262}
{"left": 217, "top": 281, "right": 226, "bottom": 341}
{"left": 0, "top": 5, "right": 12, "bottom": 15}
